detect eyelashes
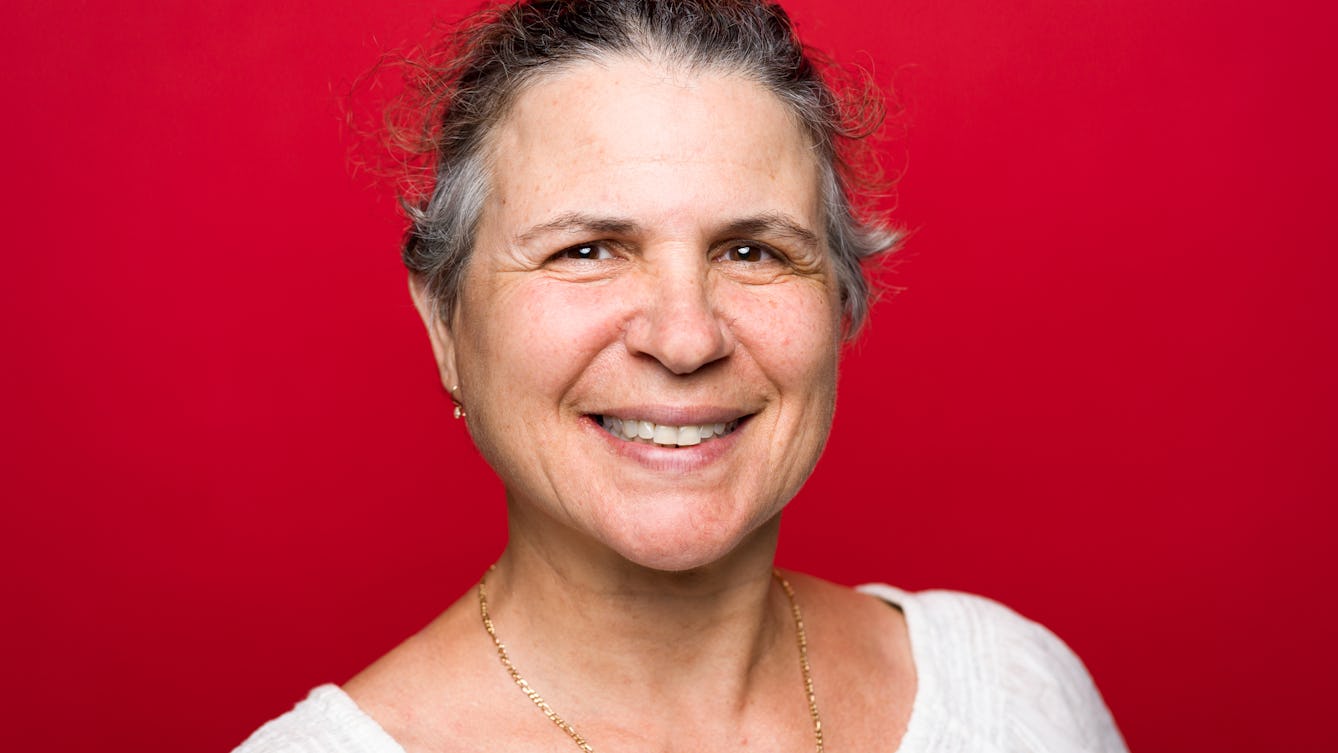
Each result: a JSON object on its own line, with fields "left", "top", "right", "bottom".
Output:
{"left": 555, "top": 243, "right": 616, "bottom": 261}
{"left": 548, "top": 241, "right": 784, "bottom": 265}
{"left": 719, "top": 243, "right": 776, "bottom": 263}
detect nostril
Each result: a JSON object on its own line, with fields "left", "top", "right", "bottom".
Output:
{"left": 626, "top": 310, "right": 734, "bottom": 375}
{"left": 619, "top": 267, "right": 736, "bottom": 375}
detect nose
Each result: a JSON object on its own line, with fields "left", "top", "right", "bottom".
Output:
{"left": 624, "top": 255, "right": 735, "bottom": 375}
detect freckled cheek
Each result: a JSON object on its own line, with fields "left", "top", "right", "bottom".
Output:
{"left": 482, "top": 283, "right": 627, "bottom": 386}
{"left": 725, "top": 286, "right": 841, "bottom": 384}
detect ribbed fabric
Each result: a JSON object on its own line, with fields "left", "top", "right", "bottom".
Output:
{"left": 234, "top": 586, "right": 1128, "bottom": 753}
{"left": 856, "top": 585, "right": 1127, "bottom": 753}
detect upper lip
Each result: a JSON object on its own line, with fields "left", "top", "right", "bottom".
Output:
{"left": 587, "top": 405, "right": 755, "bottom": 426}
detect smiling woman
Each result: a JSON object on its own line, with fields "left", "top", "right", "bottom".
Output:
{"left": 234, "top": 1, "right": 1127, "bottom": 752}
{"left": 434, "top": 57, "right": 841, "bottom": 574}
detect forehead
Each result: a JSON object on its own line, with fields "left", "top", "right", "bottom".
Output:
{"left": 481, "top": 56, "right": 823, "bottom": 236}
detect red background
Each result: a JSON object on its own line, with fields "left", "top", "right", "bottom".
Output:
{"left": 3, "top": 1, "right": 1335, "bottom": 750}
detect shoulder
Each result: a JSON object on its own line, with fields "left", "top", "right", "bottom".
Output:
{"left": 857, "top": 585, "right": 1129, "bottom": 753}
{"left": 232, "top": 685, "right": 406, "bottom": 753}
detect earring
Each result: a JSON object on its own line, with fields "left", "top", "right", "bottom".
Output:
{"left": 449, "top": 384, "right": 466, "bottom": 420}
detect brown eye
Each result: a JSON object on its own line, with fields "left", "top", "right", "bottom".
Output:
{"left": 557, "top": 243, "right": 614, "bottom": 261}
{"left": 723, "top": 244, "right": 774, "bottom": 263}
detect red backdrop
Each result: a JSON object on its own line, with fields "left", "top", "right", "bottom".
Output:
{"left": 3, "top": 1, "right": 1335, "bottom": 750}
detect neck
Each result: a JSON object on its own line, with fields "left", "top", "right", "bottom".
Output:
{"left": 483, "top": 503, "right": 789, "bottom": 718}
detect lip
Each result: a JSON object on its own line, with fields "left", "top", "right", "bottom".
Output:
{"left": 581, "top": 410, "right": 752, "bottom": 472}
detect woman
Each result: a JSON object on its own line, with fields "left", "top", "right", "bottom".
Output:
{"left": 237, "top": 1, "right": 1127, "bottom": 751}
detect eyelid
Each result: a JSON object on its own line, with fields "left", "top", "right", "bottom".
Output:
{"left": 715, "top": 240, "right": 784, "bottom": 263}
{"left": 549, "top": 240, "right": 618, "bottom": 262}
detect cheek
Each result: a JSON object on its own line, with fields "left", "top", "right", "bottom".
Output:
{"left": 461, "top": 279, "right": 627, "bottom": 402}
{"left": 451, "top": 280, "right": 623, "bottom": 491}
{"left": 728, "top": 281, "right": 842, "bottom": 390}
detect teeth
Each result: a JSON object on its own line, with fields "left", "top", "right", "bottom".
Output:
{"left": 598, "top": 415, "right": 741, "bottom": 447}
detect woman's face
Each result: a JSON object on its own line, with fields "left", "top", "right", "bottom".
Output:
{"left": 421, "top": 57, "right": 842, "bottom": 571}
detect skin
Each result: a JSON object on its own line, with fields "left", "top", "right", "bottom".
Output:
{"left": 346, "top": 56, "right": 915, "bottom": 752}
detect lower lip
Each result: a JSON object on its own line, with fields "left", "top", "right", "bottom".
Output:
{"left": 584, "top": 416, "right": 746, "bottom": 472}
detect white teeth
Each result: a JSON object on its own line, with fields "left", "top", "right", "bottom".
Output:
{"left": 596, "top": 415, "right": 740, "bottom": 447}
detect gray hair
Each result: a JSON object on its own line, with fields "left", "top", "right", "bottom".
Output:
{"left": 399, "top": 0, "right": 900, "bottom": 334}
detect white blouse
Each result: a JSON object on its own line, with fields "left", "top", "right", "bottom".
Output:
{"left": 234, "top": 585, "right": 1129, "bottom": 753}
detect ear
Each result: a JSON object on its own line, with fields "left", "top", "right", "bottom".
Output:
{"left": 409, "top": 274, "right": 460, "bottom": 392}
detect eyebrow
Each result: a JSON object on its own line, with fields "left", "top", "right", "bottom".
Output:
{"left": 720, "top": 213, "right": 820, "bottom": 252}
{"left": 514, "top": 213, "right": 642, "bottom": 245}
{"left": 513, "top": 210, "right": 820, "bottom": 250}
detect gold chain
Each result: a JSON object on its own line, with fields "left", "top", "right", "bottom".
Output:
{"left": 776, "top": 570, "right": 825, "bottom": 752}
{"left": 477, "top": 566, "right": 824, "bottom": 753}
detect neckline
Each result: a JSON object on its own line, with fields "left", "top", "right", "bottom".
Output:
{"left": 853, "top": 583, "right": 929, "bottom": 753}
{"left": 319, "top": 582, "right": 930, "bottom": 753}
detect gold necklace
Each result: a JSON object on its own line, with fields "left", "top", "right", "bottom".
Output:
{"left": 477, "top": 566, "right": 825, "bottom": 753}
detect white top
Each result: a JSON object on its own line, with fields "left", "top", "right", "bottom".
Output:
{"left": 234, "top": 585, "right": 1128, "bottom": 753}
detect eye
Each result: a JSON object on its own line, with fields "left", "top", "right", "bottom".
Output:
{"left": 720, "top": 243, "right": 776, "bottom": 263}
{"left": 555, "top": 242, "right": 615, "bottom": 261}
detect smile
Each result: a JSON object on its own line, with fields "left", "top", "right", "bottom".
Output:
{"left": 592, "top": 415, "right": 742, "bottom": 448}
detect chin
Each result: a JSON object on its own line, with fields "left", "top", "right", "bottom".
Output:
{"left": 593, "top": 495, "right": 781, "bottom": 573}
{"left": 613, "top": 539, "right": 739, "bottom": 573}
